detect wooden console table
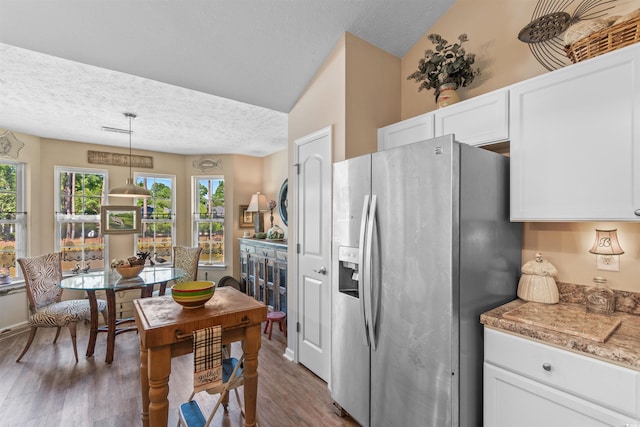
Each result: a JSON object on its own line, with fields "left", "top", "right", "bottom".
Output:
{"left": 239, "top": 238, "right": 287, "bottom": 313}
{"left": 133, "top": 287, "right": 267, "bottom": 427}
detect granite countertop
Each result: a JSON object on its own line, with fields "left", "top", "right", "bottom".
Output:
{"left": 480, "top": 283, "right": 640, "bottom": 371}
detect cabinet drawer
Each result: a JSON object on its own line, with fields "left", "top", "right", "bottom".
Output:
{"left": 256, "top": 248, "right": 275, "bottom": 258}
{"left": 240, "top": 244, "right": 256, "bottom": 254}
{"left": 276, "top": 250, "right": 287, "bottom": 261}
{"left": 485, "top": 328, "right": 640, "bottom": 418}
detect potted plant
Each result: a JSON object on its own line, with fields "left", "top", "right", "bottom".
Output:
{"left": 407, "top": 33, "right": 480, "bottom": 104}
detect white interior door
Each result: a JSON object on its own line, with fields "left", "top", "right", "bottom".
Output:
{"left": 295, "top": 126, "right": 332, "bottom": 382}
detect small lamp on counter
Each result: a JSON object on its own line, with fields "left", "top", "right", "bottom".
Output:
{"left": 589, "top": 229, "right": 624, "bottom": 271}
{"left": 247, "top": 192, "right": 268, "bottom": 235}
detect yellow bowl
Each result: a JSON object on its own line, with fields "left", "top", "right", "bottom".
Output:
{"left": 171, "top": 281, "right": 216, "bottom": 309}
{"left": 115, "top": 264, "right": 145, "bottom": 279}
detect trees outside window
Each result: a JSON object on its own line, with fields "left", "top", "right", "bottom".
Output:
{"left": 55, "top": 167, "right": 107, "bottom": 272}
{"left": 194, "top": 177, "right": 224, "bottom": 266}
{"left": 0, "top": 161, "right": 25, "bottom": 278}
{"left": 135, "top": 174, "right": 175, "bottom": 262}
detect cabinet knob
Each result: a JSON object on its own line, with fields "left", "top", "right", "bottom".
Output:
{"left": 542, "top": 363, "right": 552, "bottom": 372}
{"left": 635, "top": 209, "right": 640, "bottom": 216}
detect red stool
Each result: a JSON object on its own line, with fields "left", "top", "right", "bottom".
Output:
{"left": 263, "top": 311, "right": 287, "bottom": 340}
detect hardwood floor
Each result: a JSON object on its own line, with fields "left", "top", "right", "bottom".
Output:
{"left": 0, "top": 322, "right": 359, "bottom": 427}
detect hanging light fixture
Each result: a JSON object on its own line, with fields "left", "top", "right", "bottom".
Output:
{"left": 108, "top": 113, "right": 151, "bottom": 198}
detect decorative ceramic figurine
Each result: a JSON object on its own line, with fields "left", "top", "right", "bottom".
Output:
{"left": 0, "top": 267, "right": 11, "bottom": 285}
{"left": 517, "top": 252, "right": 559, "bottom": 304}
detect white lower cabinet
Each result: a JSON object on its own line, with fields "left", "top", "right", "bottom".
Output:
{"left": 484, "top": 328, "right": 640, "bottom": 427}
{"left": 0, "top": 284, "right": 28, "bottom": 333}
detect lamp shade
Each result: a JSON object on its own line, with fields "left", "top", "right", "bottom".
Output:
{"left": 589, "top": 229, "right": 624, "bottom": 255}
{"left": 247, "top": 192, "right": 268, "bottom": 212}
{"left": 109, "top": 177, "right": 151, "bottom": 198}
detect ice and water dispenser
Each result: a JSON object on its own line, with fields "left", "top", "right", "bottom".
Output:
{"left": 337, "top": 246, "right": 360, "bottom": 298}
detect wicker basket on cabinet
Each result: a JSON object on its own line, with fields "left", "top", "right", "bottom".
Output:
{"left": 565, "top": 14, "right": 640, "bottom": 63}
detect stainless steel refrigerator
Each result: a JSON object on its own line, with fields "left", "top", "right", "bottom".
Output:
{"left": 331, "top": 134, "right": 522, "bottom": 427}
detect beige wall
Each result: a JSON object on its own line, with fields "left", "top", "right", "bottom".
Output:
{"left": 401, "top": 0, "right": 640, "bottom": 118}
{"left": 345, "top": 33, "right": 401, "bottom": 159}
{"left": 289, "top": 34, "right": 347, "bottom": 162}
{"left": 8, "top": 129, "right": 282, "bottom": 284}
{"left": 398, "top": 0, "right": 640, "bottom": 292}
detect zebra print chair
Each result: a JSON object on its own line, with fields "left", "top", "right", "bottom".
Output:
{"left": 16, "top": 252, "right": 107, "bottom": 363}
{"left": 156, "top": 246, "right": 203, "bottom": 296}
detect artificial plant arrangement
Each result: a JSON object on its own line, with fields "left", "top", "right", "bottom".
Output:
{"left": 407, "top": 33, "right": 481, "bottom": 100}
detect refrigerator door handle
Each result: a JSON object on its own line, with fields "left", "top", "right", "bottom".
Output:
{"left": 364, "top": 194, "right": 377, "bottom": 350}
{"left": 358, "top": 195, "right": 371, "bottom": 347}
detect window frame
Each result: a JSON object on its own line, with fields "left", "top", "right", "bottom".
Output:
{"left": 193, "top": 175, "right": 225, "bottom": 267}
{"left": 54, "top": 165, "right": 108, "bottom": 273}
{"left": 134, "top": 172, "right": 176, "bottom": 262}
{"left": 0, "top": 160, "right": 26, "bottom": 279}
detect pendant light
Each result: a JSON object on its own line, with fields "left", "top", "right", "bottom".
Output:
{"left": 108, "top": 113, "right": 151, "bottom": 198}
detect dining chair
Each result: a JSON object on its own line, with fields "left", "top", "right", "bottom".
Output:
{"left": 178, "top": 325, "right": 252, "bottom": 427}
{"left": 156, "top": 245, "right": 203, "bottom": 296}
{"left": 16, "top": 252, "right": 108, "bottom": 363}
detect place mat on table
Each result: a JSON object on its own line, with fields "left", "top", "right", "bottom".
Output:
{"left": 502, "top": 302, "right": 622, "bottom": 343}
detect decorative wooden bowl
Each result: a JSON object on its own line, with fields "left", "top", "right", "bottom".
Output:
{"left": 171, "top": 281, "right": 216, "bottom": 309}
{"left": 115, "top": 264, "right": 145, "bottom": 279}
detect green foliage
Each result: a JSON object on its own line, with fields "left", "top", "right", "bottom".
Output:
{"left": 407, "top": 33, "right": 481, "bottom": 99}
{"left": 0, "top": 164, "right": 17, "bottom": 214}
{"left": 58, "top": 171, "right": 105, "bottom": 214}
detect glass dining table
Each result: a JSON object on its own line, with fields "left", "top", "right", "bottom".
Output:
{"left": 59, "top": 266, "right": 187, "bottom": 364}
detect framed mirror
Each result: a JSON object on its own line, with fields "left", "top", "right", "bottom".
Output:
{"left": 278, "top": 179, "right": 288, "bottom": 226}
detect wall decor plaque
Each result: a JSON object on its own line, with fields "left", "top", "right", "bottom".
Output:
{"left": 88, "top": 150, "right": 153, "bottom": 168}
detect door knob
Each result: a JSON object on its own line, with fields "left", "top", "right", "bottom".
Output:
{"left": 314, "top": 267, "right": 327, "bottom": 275}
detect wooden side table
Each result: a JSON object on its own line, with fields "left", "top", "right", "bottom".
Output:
{"left": 133, "top": 287, "right": 267, "bottom": 427}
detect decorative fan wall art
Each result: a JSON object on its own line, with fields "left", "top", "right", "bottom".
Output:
{"left": 518, "top": 0, "right": 617, "bottom": 71}
{"left": 0, "top": 130, "right": 25, "bottom": 159}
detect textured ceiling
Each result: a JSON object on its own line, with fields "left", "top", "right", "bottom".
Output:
{"left": 0, "top": 0, "right": 453, "bottom": 156}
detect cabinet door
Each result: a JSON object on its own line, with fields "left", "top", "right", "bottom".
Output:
{"left": 0, "top": 286, "right": 28, "bottom": 332}
{"left": 434, "top": 89, "right": 509, "bottom": 146}
{"left": 510, "top": 44, "right": 640, "bottom": 220}
{"left": 377, "top": 112, "right": 434, "bottom": 151}
{"left": 484, "top": 363, "right": 640, "bottom": 427}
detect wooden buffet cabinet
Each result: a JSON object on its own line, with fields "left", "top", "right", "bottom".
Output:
{"left": 239, "top": 238, "right": 287, "bottom": 313}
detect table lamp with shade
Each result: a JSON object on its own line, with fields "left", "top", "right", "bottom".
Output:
{"left": 247, "top": 192, "right": 268, "bottom": 234}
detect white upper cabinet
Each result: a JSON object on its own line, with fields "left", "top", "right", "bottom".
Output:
{"left": 510, "top": 43, "right": 640, "bottom": 221}
{"left": 378, "top": 89, "right": 509, "bottom": 152}
{"left": 434, "top": 89, "right": 509, "bottom": 146}
{"left": 377, "top": 112, "right": 434, "bottom": 151}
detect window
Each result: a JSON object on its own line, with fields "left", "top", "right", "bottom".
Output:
{"left": 194, "top": 177, "right": 224, "bottom": 265}
{"left": 135, "top": 174, "right": 175, "bottom": 262}
{"left": 0, "top": 161, "right": 26, "bottom": 279}
{"left": 55, "top": 167, "right": 107, "bottom": 272}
